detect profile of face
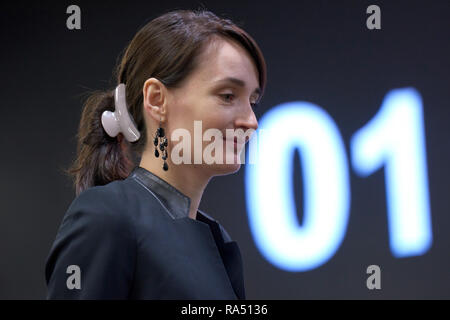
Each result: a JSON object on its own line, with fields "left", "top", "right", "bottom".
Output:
{"left": 144, "top": 37, "right": 260, "bottom": 177}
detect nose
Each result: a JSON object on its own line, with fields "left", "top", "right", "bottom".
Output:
{"left": 235, "top": 105, "right": 258, "bottom": 132}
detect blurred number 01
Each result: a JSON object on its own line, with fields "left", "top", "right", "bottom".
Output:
{"left": 245, "top": 87, "right": 432, "bottom": 272}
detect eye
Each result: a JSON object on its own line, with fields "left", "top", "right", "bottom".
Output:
{"left": 219, "top": 93, "right": 235, "bottom": 103}
{"left": 219, "top": 92, "right": 259, "bottom": 109}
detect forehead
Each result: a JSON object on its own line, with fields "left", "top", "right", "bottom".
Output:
{"left": 193, "top": 37, "right": 260, "bottom": 90}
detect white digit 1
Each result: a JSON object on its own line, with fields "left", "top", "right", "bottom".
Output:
{"left": 351, "top": 87, "right": 432, "bottom": 257}
{"left": 245, "top": 102, "right": 350, "bottom": 271}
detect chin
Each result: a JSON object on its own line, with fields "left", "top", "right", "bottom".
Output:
{"left": 203, "top": 148, "right": 246, "bottom": 176}
{"left": 210, "top": 162, "right": 242, "bottom": 176}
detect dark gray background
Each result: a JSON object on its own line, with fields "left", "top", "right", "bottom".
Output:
{"left": 1, "top": 0, "right": 449, "bottom": 299}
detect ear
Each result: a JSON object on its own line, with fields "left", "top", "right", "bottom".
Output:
{"left": 143, "top": 77, "right": 168, "bottom": 124}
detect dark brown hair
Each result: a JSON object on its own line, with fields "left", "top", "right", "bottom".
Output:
{"left": 65, "top": 9, "right": 267, "bottom": 196}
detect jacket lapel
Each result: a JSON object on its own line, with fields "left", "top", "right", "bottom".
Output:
{"left": 196, "top": 212, "right": 246, "bottom": 300}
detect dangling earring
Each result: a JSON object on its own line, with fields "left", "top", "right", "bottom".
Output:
{"left": 153, "top": 118, "right": 169, "bottom": 171}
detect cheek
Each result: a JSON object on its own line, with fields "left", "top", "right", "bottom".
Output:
{"left": 191, "top": 104, "right": 233, "bottom": 135}
{"left": 200, "top": 114, "right": 228, "bottom": 131}
{"left": 167, "top": 96, "right": 234, "bottom": 147}
{"left": 167, "top": 100, "right": 196, "bottom": 131}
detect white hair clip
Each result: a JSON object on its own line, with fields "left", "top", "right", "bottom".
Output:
{"left": 101, "top": 83, "right": 140, "bottom": 142}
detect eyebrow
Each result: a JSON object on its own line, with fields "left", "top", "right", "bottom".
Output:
{"left": 213, "top": 77, "right": 261, "bottom": 97}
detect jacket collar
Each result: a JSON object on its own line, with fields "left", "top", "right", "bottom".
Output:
{"left": 128, "top": 166, "right": 192, "bottom": 220}
{"left": 127, "top": 165, "right": 224, "bottom": 223}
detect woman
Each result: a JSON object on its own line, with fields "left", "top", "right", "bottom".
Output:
{"left": 45, "top": 9, "right": 266, "bottom": 299}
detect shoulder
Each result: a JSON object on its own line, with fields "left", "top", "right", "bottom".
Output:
{"left": 61, "top": 180, "right": 134, "bottom": 234}
{"left": 72, "top": 180, "right": 127, "bottom": 210}
{"left": 46, "top": 180, "right": 136, "bottom": 274}
{"left": 45, "top": 180, "right": 137, "bottom": 298}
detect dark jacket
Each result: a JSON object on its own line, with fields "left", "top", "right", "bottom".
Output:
{"left": 45, "top": 166, "right": 246, "bottom": 299}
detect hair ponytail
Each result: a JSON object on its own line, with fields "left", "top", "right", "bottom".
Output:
{"left": 65, "top": 89, "right": 135, "bottom": 196}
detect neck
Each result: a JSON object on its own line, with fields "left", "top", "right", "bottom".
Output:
{"left": 139, "top": 148, "right": 211, "bottom": 220}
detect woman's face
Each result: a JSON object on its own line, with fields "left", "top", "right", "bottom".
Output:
{"left": 165, "top": 37, "right": 260, "bottom": 176}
